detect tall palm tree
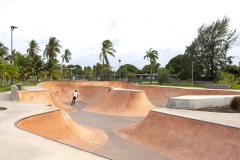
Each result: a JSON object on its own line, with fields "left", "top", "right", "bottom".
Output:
{"left": 45, "top": 59, "right": 61, "bottom": 80}
{"left": 32, "top": 55, "right": 45, "bottom": 82}
{"left": 0, "top": 42, "right": 9, "bottom": 60}
{"left": 99, "top": 40, "right": 116, "bottom": 80}
{"left": 61, "top": 49, "right": 71, "bottom": 64}
{"left": 144, "top": 48, "right": 159, "bottom": 83}
{"left": 43, "top": 37, "right": 62, "bottom": 60}
{"left": 26, "top": 40, "right": 41, "bottom": 60}
{"left": 99, "top": 39, "right": 116, "bottom": 65}
{"left": 14, "top": 52, "right": 28, "bottom": 83}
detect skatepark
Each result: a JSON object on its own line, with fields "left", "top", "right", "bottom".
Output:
{"left": 1, "top": 81, "right": 240, "bottom": 160}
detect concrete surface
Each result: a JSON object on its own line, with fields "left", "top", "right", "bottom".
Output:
{"left": 2, "top": 81, "right": 240, "bottom": 160}
{"left": 0, "top": 100, "right": 109, "bottom": 160}
{"left": 116, "top": 109, "right": 240, "bottom": 160}
{"left": 17, "top": 110, "right": 108, "bottom": 152}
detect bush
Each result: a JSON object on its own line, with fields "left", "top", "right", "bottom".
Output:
{"left": 215, "top": 71, "right": 238, "bottom": 89}
{"left": 230, "top": 97, "right": 240, "bottom": 110}
{"left": 158, "top": 68, "right": 170, "bottom": 85}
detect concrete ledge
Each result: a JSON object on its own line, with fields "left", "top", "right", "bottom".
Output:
{"left": 11, "top": 85, "right": 19, "bottom": 101}
{"left": 166, "top": 95, "right": 237, "bottom": 109}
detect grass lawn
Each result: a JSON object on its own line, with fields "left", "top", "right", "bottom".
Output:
{"left": 0, "top": 85, "right": 11, "bottom": 92}
{"left": 137, "top": 81, "right": 204, "bottom": 88}
{"left": 0, "top": 83, "right": 36, "bottom": 93}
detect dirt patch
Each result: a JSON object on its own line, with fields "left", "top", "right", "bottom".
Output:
{"left": 192, "top": 105, "right": 240, "bottom": 113}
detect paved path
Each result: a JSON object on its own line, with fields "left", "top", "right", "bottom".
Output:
{"left": 69, "top": 102, "right": 170, "bottom": 160}
{"left": 0, "top": 94, "right": 109, "bottom": 160}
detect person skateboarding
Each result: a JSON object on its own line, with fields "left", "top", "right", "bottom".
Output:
{"left": 71, "top": 90, "right": 78, "bottom": 105}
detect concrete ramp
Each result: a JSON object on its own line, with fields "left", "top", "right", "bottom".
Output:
{"left": 83, "top": 88, "right": 156, "bottom": 117}
{"left": 115, "top": 110, "right": 240, "bottom": 160}
{"left": 19, "top": 91, "right": 76, "bottom": 112}
{"left": 17, "top": 110, "right": 108, "bottom": 152}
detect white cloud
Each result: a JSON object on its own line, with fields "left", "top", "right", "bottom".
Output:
{"left": 0, "top": 0, "right": 239, "bottom": 70}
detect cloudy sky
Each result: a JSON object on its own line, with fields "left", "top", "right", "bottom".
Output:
{"left": 0, "top": 0, "right": 240, "bottom": 70}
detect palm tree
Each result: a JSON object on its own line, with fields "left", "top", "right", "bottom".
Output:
{"left": 32, "top": 55, "right": 45, "bottom": 82}
{"left": 61, "top": 49, "right": 71, "bottom": 64}
{"left": 14, "top": 52, "right": 28, "bottom": 84}
{"left": 0, "top": 42, "right": 9, "bottom": 59}
{"left": 45, "top": 59, "right": 61, "bottom": 80}
{"left": 99, "top": 40, "right": 116, "bottom": 80}
{"left": 144, "top": 48, "right": 159, "bottom": 83}
{"left": 26, "top": 40, "right": 41, "bottom": 60}
{"left": 99, "top": 40, "right": 116, "bottom": 65}
{"left": 43, "top": 37, "right": 62, "bottom": 60}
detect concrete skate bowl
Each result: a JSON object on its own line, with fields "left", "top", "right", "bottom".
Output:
{"left": 115, "top": 110, "right": 240, "bottom": 160}
{"left": 37, "top": 81, "right": 240, "bottom": 110}
{"left": 17, "top": 110, "right": 108, "bottom": 152}
{"left": 17, "top": 81, "right": 240, "bottom": 159}
{"left": 36, "top": 81, "right": 155, "bottom": 117}
{"left": 18, "top": 81, "right": 240, "bottom": 114}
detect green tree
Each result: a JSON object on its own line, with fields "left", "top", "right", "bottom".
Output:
{"left": 14, "top": 52, "right": 29, "bottom": 83}
{"left": 144, "top": 48, "right": 158, "bottom": 83}
{"left": 93, "top": 63, "right": 102, "bottom": 79}
{"left": 165, "top": 54, "right": 184, "bottom": 75}
{"left": 190, "top": 16, "right": 237, "bottom": 80}
{"left": 26, "top": 40, "right": 41, "bottom": 60}
{"left": 99, "top": 40, "right": 116, "bottom": 80}
{"left": 32, "top": 55, "right": 45, "bottom": 82}
{"left": 99, "top": 40, "right": 116, "bottom": 66}
{"left": 61, "top": 49, "right": 72, "bottom": 64}
{"left": 45, "top": 59, "right": 61, "bottom": 80}
{"left": 0, "top": 42, "right": 9, "bottom": 60}
{"left": 215, "top": 71, "right": 239, "bottom": 89}
{"left": 84, "top": 66, "right": 93, "bottom": 80}
{"left": 43, "top": 37, "right": 62, "bottom": 60}
{"left": 158, "top": 68, "right": 170, "bottom": 85}
{"left": 43, "top": 37, "right": 62, "bottom": 79}
{"left": 223, "top": 65, "right": 240, "bottom": 77}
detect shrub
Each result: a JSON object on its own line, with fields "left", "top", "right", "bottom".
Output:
{"left": 158, "top": 68, "right": 170, "bottom": 85}
{"left": 230, "top": 97, "right": 240, "bottom": 110}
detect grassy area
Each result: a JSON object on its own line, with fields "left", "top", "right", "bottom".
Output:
{"left": 137, "top": 81, "right": 204, "bottom": 88}
{"left": 0, "top": 83, "right": 36, "bottom": 93}
{"left": 0, "top": 85, "right": 11, "bottom": 92}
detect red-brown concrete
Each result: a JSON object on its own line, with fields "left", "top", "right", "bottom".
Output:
{"left": 115, "top": 110, "right": 240, "bottom": 160}
{"left": 83, "top": 88, "right": 155, "bottom": 117}
{"left": 17, "top": 81, "right": 240, "bottom": 159}
{"left": 17, "top": 110, "right": 108, "bottom": 152}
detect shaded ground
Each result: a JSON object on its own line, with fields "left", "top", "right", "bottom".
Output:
{"left": 68, "top": 101, "right": 170, "bottom": 160}
{"left": 192, "top": 105, "right": 240, "bottom": 113}
{"left": 0, "top": 107, "right": 7, "bottom": 111}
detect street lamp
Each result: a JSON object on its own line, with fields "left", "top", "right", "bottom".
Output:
{"left": 10, "top": 26, "right": 18, "bottom": 85}
{"left": 118, "top": 59, "right": 121, "bottom": 80}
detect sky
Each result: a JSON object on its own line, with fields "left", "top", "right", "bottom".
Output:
{"left": 0, "top": 0, "right": 240, "bottom": 70}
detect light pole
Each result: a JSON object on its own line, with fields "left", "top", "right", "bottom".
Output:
{"left": 118, "top": 59, "right": 121, "bottom": 80}
{"left": 10, "top": 26, "right": 18, "bottom": 85}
